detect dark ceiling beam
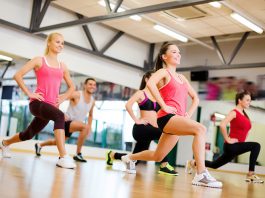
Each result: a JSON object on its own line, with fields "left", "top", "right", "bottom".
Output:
{"left": 33, "top": 0, "right": 220, "bottom": 33}
{"left": 100, "top": 31, "right": 124, "bottom": 53}
{"left": 36, "top": 0, "right": 52, "bottom": 28}
{"left": 77, "top": 14, "right": 98, "bottom": 52}
{"left": 227, "top": 32, "right": 250, "bottom": 65}
{"left": 1, "top": 61, "right": 12, "bottom": 79}
{"left": 29, "top": 0, "right": 42, "bottom": 31}
{"left": 0, "top": 19, "right": 142, "bottom": 71}
{"left": 144, "top": 43, "right": 155, "bottom": 71}
{"left": 112, "top": 0, "right": 123, "bottom": 13}
{"left": 210, "top": 36, "right": 226, "bottom": 65}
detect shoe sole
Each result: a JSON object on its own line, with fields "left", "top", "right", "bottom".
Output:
{"left": 56, "top": 164, "right": 76, "bottom": 169}
{"left": 192, "top": 182, "right": 223, "bottom": 188}
{"left": 73, "top": 158, "right": 87, "bottom": 163}
{"left": 245, "top": 179, "right": 264, "bottom": 183}
{"left": 158, "top": 171, "right": 179, "bottom": 176}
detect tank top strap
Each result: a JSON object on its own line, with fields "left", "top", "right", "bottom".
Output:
{"left": 143, "top": 91, "right": 148, "bottom": 99}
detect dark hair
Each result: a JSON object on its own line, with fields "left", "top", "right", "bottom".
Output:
{"left": 154, "top": 42, "right": 175, "bottom": 71}
{"left": 235, "top": 90, "right": 251, "bottom": 119}
{"left": 84, "top": 77, "right": 96, "bottom": 84}
{"left": 139, "top": 70, "right": 154, "bottom": 90}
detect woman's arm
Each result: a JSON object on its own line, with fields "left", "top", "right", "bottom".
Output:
{"left": 220, "top": 110, "right": 237, "bottom": 143}
{"left": 57, "top": 63, "right": 75, "bottom": 105}
{"left": 182, "top": 75, "right": 199, "bottom": 118}
{"left": 147, "top": 69, "right": 177, "bottom": 114}
{"left": 125, "top": 90, "right": 147, "bottom": 124}
{"left": 13, "top": 56, "right": 44, "bottom": 101}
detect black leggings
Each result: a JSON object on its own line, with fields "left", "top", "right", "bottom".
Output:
{"left": 205, "top": 142, "right": 261, "bottom": 171}
{"left": 114, "top": 124, "right": 168, "bottom": 163}
{"left": 19, "top": 100, "right": 65, "bottom": 141}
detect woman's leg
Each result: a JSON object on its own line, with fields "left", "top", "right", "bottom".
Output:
{"left": 29, "top": 101, "right": 66, "bottom": 157}
{"left": 129, "top": 133, "right": 179, "bottom": 162}
{"left": 205, "top": 143, "right": 235, "bottom": 169}
{"left": 162, "top": 116, "right": 207, "bottom": 174}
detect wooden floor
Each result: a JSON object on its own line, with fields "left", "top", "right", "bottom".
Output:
{"left": 0, "top": 152, "right": 264, "bottom": 198}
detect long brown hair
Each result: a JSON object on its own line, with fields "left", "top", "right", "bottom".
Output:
{"left": 44, "top": 32, "right": 63, "bottom": 55}
{"left": 139, "top": 70, "right": 154, "bottom": 90}
{"left": 154, "top": 42, "right": 175, "bottom": 71}
{"left": 235, "top": 90, "right": 251, "bottom": 119}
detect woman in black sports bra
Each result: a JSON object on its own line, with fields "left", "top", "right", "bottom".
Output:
{"left": 106, "top": 71, "right": 178, "bottom": 176}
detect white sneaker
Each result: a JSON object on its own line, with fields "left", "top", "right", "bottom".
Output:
{"left": 0, "top": 141, "right": 11, "bottom": 158}
{"left": 56, "top": 155, "right": 76, "bottom": 169}
{"left": 192, "top": 170, "right": 223, "bottom": 188}
{"left": 121, "top": 154, "right": 137, "bottom": 174}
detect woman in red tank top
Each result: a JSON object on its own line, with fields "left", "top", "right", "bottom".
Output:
{"left": 0, "top": 33, "right": 76, "bottom": 169}
{"left": 186, "top": 90, "right": 263, "bottom": 183}
{"left": 121, "top": 43, "right": 222, "bottom": 188}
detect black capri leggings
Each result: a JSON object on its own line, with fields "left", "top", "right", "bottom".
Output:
{"left": 132, "top": 124, "right": 168, "bottom": 163}
{"left": 19, "top": 100, "right": 65, "bottom": 141}
{"left": 205, "top": 142, "right": 261, "bottom": 172}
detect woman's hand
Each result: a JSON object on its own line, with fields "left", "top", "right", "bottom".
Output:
{"left": 162, "top": 105, "right": 178, "bottom": 114}
{"left": 56, "top": 94, "right": 66, "bottom": 106}
{"left": 135, "top": 119, "right": 149, "bottom": 125}
{"left": 28, "top": 92, "right": 44, "bottom": 101}
{"left": 226, "top": 137, "right": 238, "bottom": 144}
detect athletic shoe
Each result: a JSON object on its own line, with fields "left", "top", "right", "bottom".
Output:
{"left": 35, "top": 143, "right": 42, "bottom": 156}
{"left": 245, "top": 174, "right": 264, "bottom": 183}
{"left": 158, "top": 163, "right": 179, "bottom": 176}
{"left": 56, "top": 155, "right": 76, "bottom": 169}
{"left": 192, "top": 170, "right": 223, "bottom": 188}
{"left": 185, "top": 160, "right": 195, "bottom": 174}
{"left": 0, "top": 141, "right": 11, "bottom": 158}
{"left": 121, "top": 154, "right": 137, "bottom": 174}
{"left": 73, "top": 153, "right": 87, "bottom": 162}
{"left": 106, "top": 150, "right": 113, "bottom": 166}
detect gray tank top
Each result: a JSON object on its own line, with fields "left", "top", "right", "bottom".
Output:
{"left": 65, "top": 91, "right": 94, "bottom": 122}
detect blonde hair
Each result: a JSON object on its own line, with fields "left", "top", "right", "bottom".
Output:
{"left": 44, "top": 32, "right": 63, "bottom": 55}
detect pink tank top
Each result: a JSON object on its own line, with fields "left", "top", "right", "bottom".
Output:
{"left": 32, "top": 57, "right": 64, "bottom": 106}
{"left": 157, "top": 70, "right": 188, "bottom": 118}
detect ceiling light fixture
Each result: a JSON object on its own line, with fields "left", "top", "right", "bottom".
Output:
{"left": 230, "top": 12, "right": 263, "bottom": 34}
{"left": 209, "top": 2, "right": 222, "bottom": 8}
{"left": 0, "top": 54, "right": 13, "bottom": 61}
{"left": 98, "top": 0, "right": 142, "bottom": 21}
{"left": 153, "top": 25, "right": 188, "bottom": 42}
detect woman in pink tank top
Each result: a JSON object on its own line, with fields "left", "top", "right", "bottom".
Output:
{"left": 0, "top": 33, "right": 76, "bottom": 169}
{"left": 121, "top": 43, "right": 222, "bottom": 188}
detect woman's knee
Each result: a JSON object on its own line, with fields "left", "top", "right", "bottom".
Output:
{"left": 253, "top": 142, "right": 261, "bottom": 151}
{"left": 153, "top": 153, "right": 166, "bottom": 162}
{"left": 54, "top": 111, "right": 65, "bottom": 129}
{"left": 193, "top": 124, "right": 206, "bottom": 136}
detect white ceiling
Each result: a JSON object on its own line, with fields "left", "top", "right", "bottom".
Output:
{"left": 52, "top": 0, "right": 265, "bottom": 43}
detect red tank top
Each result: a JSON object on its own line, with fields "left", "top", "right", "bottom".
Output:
{"left": 229, "top": 109, "right": 251, "bottom": 142}
{"left": 32, "top": 57, "right": 64, "bottom": 106}
{"left": 157, "top": 70, "right": 188, "bottom": 118}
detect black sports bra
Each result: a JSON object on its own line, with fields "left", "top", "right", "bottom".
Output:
{"left": 138, "top": 91, "right": 160, "bottom": 112}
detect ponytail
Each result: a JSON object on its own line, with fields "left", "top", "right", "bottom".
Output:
{"left": 154, "top": 42, "right": 175, "bottom": 71}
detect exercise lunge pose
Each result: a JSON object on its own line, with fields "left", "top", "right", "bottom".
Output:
{"left": 0, "top": 33, "right": 76, "bottom": 169}
{"left": 120, "top": 43, "right": 222, "bottom": 188}
{"left": 186, "top": 90, "right": 264, "bottom": 183}
{"left": 35, "top": 78, "right": 96, "bottom": 163}
{"left": 106, "top": 71, "right": 178, "bottom": 176}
